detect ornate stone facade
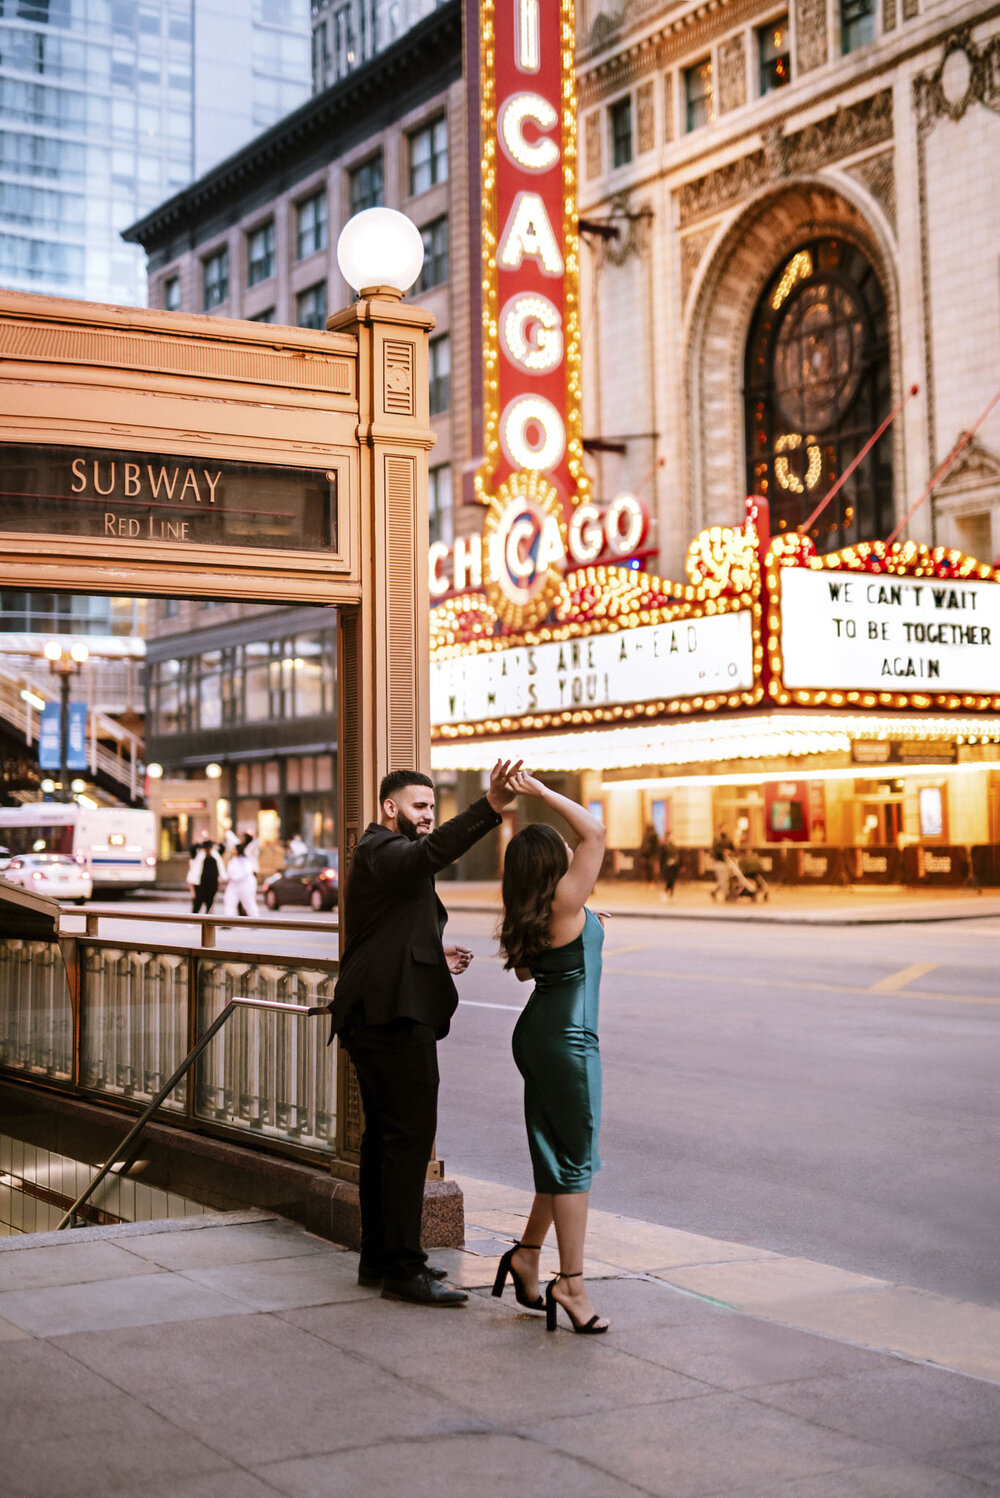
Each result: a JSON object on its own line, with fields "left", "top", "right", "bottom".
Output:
{"left": 579, "top": 4, "right": 1000, "bottom": 573}
{"left": 680, "top": 227, "right": 716, "bottom": 306}
{"left": 637, "top": 78, "right": 656, "bottom": 152}
{"left": 717, "top": 33, "right": 748, "bottom": 114}
{"left": 846, "top": 151, "right": 897, "bottom": 234}
{"left": 794, "top": 0, "right": 828, "bottom": 74}
{"left": 679, "top": 89, "right": 893, "bottom": 225}
{"left": 585, "top": 109, "right": 603, "bottom": 181}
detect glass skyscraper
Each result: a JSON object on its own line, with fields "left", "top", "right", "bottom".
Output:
{"left": 0, "top": 0, "right": 311, "bottom": 309}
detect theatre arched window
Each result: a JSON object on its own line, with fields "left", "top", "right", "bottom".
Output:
{"left": 744, "top": 237, "right": 892, "bottom": 547}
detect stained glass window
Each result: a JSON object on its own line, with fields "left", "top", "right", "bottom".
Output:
{"left": 744, "top": 237, "right": 892, "bottom": 548}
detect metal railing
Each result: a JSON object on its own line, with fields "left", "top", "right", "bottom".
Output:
{"left": 55, "top": 996, "right": 315, "bottom": 1229}
{"left": 0, "top": 910, "right": 342, "bottom": 1169}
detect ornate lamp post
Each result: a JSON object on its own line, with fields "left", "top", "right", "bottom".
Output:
{"left": 43, "top": 640, "right": 88, "bottom": 802}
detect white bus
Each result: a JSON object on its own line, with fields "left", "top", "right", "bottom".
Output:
{"left": 0, "top": 804, "right": 157, "bottom": 891}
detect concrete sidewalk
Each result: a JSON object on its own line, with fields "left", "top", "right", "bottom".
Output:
{"left": 144, "top": 878, "right": 1000, "bottom": 923}
{"left": 440, "top": 878, "right": 1000, "bottom": 925}
{"left": 2, "top": 1194, "right": 998, "bottom": 1497}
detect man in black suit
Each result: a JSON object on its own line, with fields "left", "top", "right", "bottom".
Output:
{"left": 329, "top": 760, "right": 518, "bottom": 1305}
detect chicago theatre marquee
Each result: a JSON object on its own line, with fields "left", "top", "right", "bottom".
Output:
{"left": 430, "top": 0, "right": 1000, "bottom": 885}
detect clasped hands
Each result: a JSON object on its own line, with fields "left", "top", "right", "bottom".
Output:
{"left": 485, "top": 758, "right": 546, "bottom": 812}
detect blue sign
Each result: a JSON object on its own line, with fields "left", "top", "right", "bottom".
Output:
{"left": 38, "top": 701, "right": 87, "bottom": 771}
{"left": 38, "top": 704, "right": 61, "bottom": 770}
{"left": 67, "top": 701, "right": 87, "bottom": 770}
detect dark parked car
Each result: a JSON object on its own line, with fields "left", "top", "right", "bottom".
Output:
{"left": 262, "top": 848, "right": 338, "bottom": 911}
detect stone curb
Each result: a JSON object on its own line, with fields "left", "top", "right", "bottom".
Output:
{"left": 450, "top": 1173, "right": 1000, "bottom": 1386}
{"left": 447, "top": 898, "right": 1000, "bottom": 925}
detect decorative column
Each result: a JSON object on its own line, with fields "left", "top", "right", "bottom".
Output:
{"left": 327, "top": 291, "right": 457, "bottom": 1234}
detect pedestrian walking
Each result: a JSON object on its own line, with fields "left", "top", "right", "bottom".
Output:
{"left": 659, "top": 836, "right": 681, "bottom": 899}
{"left": 189, "top": 838, "right": 225, "bottom": 914}
{"left": 639, "top": 823, "right": 660, "bottom": 884}
{"left": 494, "top": 772, "right": 609, "bottom": 1335}
{"left": 223, "top": 843, "right": 259, "bottom": 918}
{"left": 709, "top": 826, "right": 735, "bottom": 901}
{"left": 288, "top": 832, "right": 308, "bottom": 857}
{"left": 325, "top": 760, "right": 520, "bottom": 1305}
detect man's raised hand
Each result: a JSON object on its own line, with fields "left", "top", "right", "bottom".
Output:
{"left": 486, "top": 758, "right": 523, "bottom": 812}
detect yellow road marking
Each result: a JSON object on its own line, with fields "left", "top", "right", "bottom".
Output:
{"left": 603, "top": 942, "right": 652, "bottom": 957}
{"left": 868, "top": 961, "right": 940, "bottom": 994}
{"left": 603, "top": 964, "right": 1000, "bottom": 1008}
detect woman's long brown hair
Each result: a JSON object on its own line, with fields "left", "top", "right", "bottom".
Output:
{"left": 499, "top": 823, "right": 569, "bottom": 970}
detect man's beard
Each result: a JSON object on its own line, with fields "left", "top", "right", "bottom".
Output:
{"left": 396, "top": 808, "right": 427, "bottom": 841}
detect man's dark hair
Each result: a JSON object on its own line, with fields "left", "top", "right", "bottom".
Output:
{"left": 379, "top": 769, "right": 434, "bottom": 805}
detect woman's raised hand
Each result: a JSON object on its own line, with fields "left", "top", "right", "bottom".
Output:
{"left": 507, "top": 769, "right": 545, "bottom": 798}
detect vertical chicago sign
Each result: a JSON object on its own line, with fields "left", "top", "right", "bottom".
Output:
{"left": 478, "top": 0, "right": 588, "bottom": 629}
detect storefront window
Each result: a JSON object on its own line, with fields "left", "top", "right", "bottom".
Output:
{"left": 155, "top": 659, "right": 180, "bottom": 734}
{"left": 290, "top": 631, "right": 328, "bottom": 717}
{"left": 244, "top": 639, "right": 272, "bottom": 721}
{"left": 199, "top": 648, "right": 223, "bottom": 729}
{"left": 744, "top": 237, "right": 892, "bottom": 548}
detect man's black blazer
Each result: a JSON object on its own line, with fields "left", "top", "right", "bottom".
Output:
{"left": 328, "top": 795, "right": 502, "bottom": 1038}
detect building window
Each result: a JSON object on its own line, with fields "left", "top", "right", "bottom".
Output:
{"left": 349, "top": 153, "right": 383, "bottom": 215}
{"left": 841, "top": 0, "right": 876, "bottom": 53}
{"left": 416, "top": 217, "right": 448, "bottom": 293}
{"left": 297, "top": 281, "right": 327, "bottom": 330}
{"left": 609, "top": 96, "right": 632, "bottom": 168}
{"left": 164, "top": 274, "right": 180, "bottom": 311}
{"left": 428, "top": 464, "right": 453, "bottom": 546}
{"left": 758, "top": 17, "right": 791, "bottom": 93}
{"left": 428, "top": 334, "right": 450, "bottom": 416}
{"left": 296, "top": 191, "right": 328, "bottom": 259}
{"left": 685, "top": 57, "right": 715, "bottom": 131}
{"left": 409, "top": 117, "right": 448, "bottom": 196}
{"left": 744, "top": 238, "right": 892, "bottom": 549}
{"left": 202, "top": 247, "right": 228, "bottom": 310}
{"left": 251, "top": 308, "right": 275, "bottom": 323}
{"left": 247, "top": 221, "right": 275, "bottom": 286}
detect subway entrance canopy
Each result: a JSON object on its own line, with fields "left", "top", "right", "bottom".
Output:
{"left": 0, "top": 287, "right": 437, "bottom": 871}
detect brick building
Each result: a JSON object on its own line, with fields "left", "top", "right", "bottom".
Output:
{"left": 575, "top": 0, "right": 1000, "bottom": 578}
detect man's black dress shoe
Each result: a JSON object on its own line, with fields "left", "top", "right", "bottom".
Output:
{"left": 381, "top": 1269, "right": 468, "bottom": 1305}
{"left": 358, "top": 1264, "right": 448, "bottom": 1288}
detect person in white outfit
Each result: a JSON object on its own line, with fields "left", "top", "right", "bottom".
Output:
{"left": 223, "top": 846, "right": 259, "bottom": 917}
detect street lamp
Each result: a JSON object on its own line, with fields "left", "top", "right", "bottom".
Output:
{"left": 43, "top": 640, "right": 89, "bottom": 802}
{"left": 336, "top": 207, "right": 424, "bottom": 298}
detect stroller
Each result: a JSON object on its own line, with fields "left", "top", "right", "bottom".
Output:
{"left": 728, "top": 850, "right": 769, "bottom": 902}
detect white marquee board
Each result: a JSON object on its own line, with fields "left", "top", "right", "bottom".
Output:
{"left": 781, "top": 568, "right": 1000, "bottom": 691}
{"left": 430, "top": 611, "right": 754, "bottom": 726}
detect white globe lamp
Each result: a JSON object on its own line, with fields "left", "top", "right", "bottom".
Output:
{"left": 337, "top": 208, "right": 425, "bottom": 299}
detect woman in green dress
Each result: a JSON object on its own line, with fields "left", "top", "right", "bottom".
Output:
{"left": 493, "top": 772, "right": 609, "bottom": 1334}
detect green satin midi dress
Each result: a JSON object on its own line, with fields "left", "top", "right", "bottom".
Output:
{"left": 511, "top": 907, "right": 604, "bottom": 1194}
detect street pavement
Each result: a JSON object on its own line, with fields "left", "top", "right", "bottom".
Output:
{"left": 1, "top": 1207, "right": 998, "bottom": 1497}
{"left": 437, "top": 906, "right": 1000, "bottom": 1309}
{"left": 5, "top": 882, "right": 999, "bottom": 1494}
{"left": 57, "top": 886, "right": 1000, "bottom": 1303}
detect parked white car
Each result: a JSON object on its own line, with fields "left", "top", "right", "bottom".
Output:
{"left": 2, "top": 853, "right": 93, "bottom": 904}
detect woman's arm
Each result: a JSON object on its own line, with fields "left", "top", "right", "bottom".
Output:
{"left": 507, "top": 771, "right": 606, "bottom": 916}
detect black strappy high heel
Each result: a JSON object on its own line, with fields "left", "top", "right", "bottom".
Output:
{"left": 492, "top": 1241, "right": 544, "bottom": 1310}
{"left": 545, "top": 1271, "right": 609, "bottom": 1334}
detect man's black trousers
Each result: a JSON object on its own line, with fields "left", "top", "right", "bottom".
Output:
{"left": 342, "top": 1019, "right": 438, "bottom": 1280}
